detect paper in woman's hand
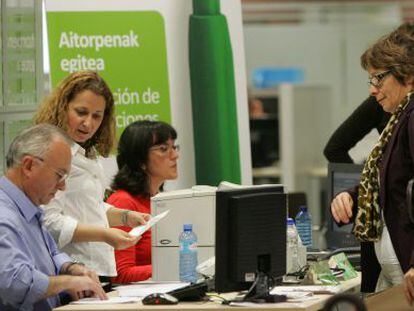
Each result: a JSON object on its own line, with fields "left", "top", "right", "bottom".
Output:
{"left": 129, "top": 210, "right": 169, "bottom": 237}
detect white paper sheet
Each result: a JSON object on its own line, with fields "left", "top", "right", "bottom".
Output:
{"left": 129, "top": 210, "right": 169, "bottom": 237}
{"left": 229, "top": 301, "right": 305, "bottom": 308}
{"left": 270, "top": 285, "right": 341, "bottom": 295}
{"left": 115, "top": 282, "right": 190, "bottom": 297}
{"left": 70, "top": 297, "right": 140, "bottom": 304}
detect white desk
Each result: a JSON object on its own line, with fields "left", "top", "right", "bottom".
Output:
{"left": 54, "top": 275, "right": 360, "bottom": 311}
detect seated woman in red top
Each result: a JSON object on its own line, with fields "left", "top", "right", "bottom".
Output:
{"left": 107, "top": 120, "right": 179, "bottom": 283}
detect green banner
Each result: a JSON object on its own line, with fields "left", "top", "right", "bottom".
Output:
{"left": 47, "top": 11, "right": 171, "bottom": 137}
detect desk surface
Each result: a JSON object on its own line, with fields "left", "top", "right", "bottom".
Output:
{"left": 54, "top": 275, "right": 360, "bottom": 311}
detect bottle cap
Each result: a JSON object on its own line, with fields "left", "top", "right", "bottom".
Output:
{"left": 287, "top": 218, "right": 295, "bottom": 225}
{"left": 299, "top": 205, "right": 308, "bottom": 212}
{"left": 183, "top": 224, "right": 193, "bottom": 231}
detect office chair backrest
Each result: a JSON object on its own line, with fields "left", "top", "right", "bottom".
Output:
{"left": 323, "top": 294, "right": 367, "bottom": 311}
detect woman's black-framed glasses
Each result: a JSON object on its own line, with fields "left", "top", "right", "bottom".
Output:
{"left": 33, "top": 156, "right": 68, "bottom": 183}
{"left": 367, "top": 70, "right": 392, "bottom": 88}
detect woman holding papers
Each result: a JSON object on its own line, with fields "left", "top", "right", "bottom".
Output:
{"left": 107, "top": 120, "right": 179, "bottom": 283}
{"left": 34, "top": 71, "right": 150, "bottom": 281}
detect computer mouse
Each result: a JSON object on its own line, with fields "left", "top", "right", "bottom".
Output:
{"left": 142, "top": 292, "right": 179, "bottom": 305}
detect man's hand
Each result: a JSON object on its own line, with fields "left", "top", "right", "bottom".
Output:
{"left": 404, "top": 268, "right": 414, "bottom": 305}
{"left": 66, "top": 276, "right": 107, "bottom": 301}
{"left": 46, "top": 275, "right": 107, "bottom": 301}
{"left": 331, "top": 192, "right": 354, "bottom": 224}
{"left": 63, "top": 263, "right": 100, "bottom": 284}
{"left": 104, "top": 227, "right": 140, "bottom": 249}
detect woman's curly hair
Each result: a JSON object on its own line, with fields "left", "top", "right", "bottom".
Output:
{"left": 361, "top": 22, "right": 414, "bottom": 85}
{"left": 111, "top": 120, "right": 177, "bottom": 197}
{"left": 34, "top": 70, "right": 115, "bottom": 158}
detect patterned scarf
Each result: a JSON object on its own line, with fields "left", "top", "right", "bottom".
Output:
{"left": 353, "top": 93, "right": 412, "bottom": 242}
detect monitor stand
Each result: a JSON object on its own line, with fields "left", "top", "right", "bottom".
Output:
{"left": 243, "top": 271, "right": 286, "bottom": 303}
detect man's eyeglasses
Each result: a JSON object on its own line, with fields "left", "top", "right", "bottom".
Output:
{"left": 33, "top": 156, "right": 68, "bottom": 183}
{"left": 367, "top": 70, "right": 392, "bottom": 88}
{"left": 149, "top": 144, "right": 180, "bottom": 155}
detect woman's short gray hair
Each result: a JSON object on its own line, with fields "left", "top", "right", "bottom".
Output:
{"left": 6, "top": 123, "right": 72, "bottom": 169}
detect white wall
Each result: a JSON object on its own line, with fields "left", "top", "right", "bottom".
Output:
{"left": 243, "top": 21, "right": 399, "bottom": 163}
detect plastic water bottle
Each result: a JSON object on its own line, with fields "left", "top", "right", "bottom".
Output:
{"left": 295, "top": 205, "right": 313, "bottom": 249}
{"left": 287, "top": 218, "right": 299, "bottom": 273}
{"left": 179, "top": 224, "right": 198, "bottom": 283}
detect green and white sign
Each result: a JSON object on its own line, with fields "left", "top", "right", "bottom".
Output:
{"left": 47, "top": 11, "right": 171, "bottom": 137}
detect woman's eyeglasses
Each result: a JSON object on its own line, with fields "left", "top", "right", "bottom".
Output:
{"left": 367, "top": 70, "right": 392, "bottom": 88}
{"left": 149, "top": 144, "right": 180, "bottom": 155}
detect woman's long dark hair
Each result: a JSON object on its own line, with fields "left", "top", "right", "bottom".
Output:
{"left": 111, "top": 120, "right": 177, "bottom": 197}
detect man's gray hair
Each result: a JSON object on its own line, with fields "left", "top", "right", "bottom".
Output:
{"left": 6, "top": 123, "right": 73, "bottom": 169}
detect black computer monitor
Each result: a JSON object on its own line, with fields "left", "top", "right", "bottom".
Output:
{"left": 326, "top": 163, "right": 363, "bottom": 249}
{"left": 215, "top": 185, "right": 286, "bottom": 300}
{"left": 250, "top": 115, "right": 279, "bottom": 168}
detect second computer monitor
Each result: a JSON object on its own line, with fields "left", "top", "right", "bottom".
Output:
{"left": 215, "top": 185, "right": 286, "bottom": 293}
{"left": 326, "top": 163, "right": 363, "bottom": 249}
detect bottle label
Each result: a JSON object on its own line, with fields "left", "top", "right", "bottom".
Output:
{"left": 180, "top": 242, "right": 197, "bottom": 252}
{"left": 188, "top": 242, "right": 197, "bottom": 251}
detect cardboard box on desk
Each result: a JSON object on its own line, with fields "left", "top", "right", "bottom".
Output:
{"left": 365, "top": 284, "right": 411, "bottom": 311}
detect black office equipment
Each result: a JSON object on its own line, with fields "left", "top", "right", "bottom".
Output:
{"left": 215, "top": 185, "right": 286, "bottom": 302}
{"left": 167, "top": 281, "right": 208, "bottom": 301}
{"left": 250, "top": 115, "right": 279, "bottom": 168}
{"left": 326, "top": 163, "right": 363, "bottom": 249}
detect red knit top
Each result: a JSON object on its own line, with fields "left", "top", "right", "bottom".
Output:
{"left": 107, "top": 190, "right": 152, "bottom": 284}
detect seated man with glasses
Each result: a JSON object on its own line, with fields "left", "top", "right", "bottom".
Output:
{"left": 0, "top": 124, "right": 106, "bottom": 311}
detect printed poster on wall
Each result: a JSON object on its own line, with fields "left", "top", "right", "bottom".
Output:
{"left": 47, "top": 11, "right": 171, "bottom": 137}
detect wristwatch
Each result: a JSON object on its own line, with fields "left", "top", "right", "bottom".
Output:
{"left": 63, "top": 260, "right": 85, "bottom": 275}
{"left": 122, "top": 210, "right": 131, "bottom": 226}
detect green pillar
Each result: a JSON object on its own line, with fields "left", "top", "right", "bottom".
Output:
{"left": 189, "top": 0, "right": 241, "bottom": 186}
